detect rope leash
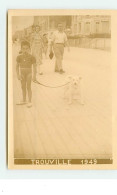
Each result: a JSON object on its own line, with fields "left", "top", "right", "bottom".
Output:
{"left": 33, "top": 80, "right": 69, "bottom": 88}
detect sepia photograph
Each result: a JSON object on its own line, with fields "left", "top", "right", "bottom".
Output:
{"left": 8, "top": 10, "right": 117, "bottom": 169}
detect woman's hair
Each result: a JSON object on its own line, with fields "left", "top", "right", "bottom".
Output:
{"left": 35, "top": 25, "right": 41, "bottom": 30}
{"left": 32, "top": 25, "right": 35, "bottom": 29}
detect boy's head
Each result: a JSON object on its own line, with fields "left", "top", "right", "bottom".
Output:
{"left": 21, "top": 41, "right": 30, "bottom": 54}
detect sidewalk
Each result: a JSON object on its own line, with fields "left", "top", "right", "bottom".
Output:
{"left": 13, "top": 45, "right": 112, "bottom": 159}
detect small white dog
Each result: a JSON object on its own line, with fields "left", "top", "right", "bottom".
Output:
{"left": 64, "top": 75, "right": 84, "bottom": 105}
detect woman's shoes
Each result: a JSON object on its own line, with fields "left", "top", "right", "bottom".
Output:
{"left": 16, "top": 101, "right": 27, "bottom": 105}
{"left": 39, "top": 72, "right": 43, "bottom": 75}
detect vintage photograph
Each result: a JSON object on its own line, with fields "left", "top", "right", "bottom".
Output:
{"left": 8, "top": 10, "right": 117, "bottom": 169}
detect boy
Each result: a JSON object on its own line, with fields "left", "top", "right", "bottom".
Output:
{"left": 16, "top": 41, "right": 37, "bottom": 108}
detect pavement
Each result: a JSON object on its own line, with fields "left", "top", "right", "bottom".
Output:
{"left": 13, "top": 44, "right": 112, "bottom": 159}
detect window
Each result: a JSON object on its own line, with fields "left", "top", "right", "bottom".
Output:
{"left": 74, "top": 24, "right": 77, "bottom": 34}
{"left": 95, "top": 22, "right": 100, "bottom": 33}
{"left": 101, "top": 21, "right": 109, "bottom": 33}
{"left": 85, "top": 22, "right": 90, "bottom": 34}
{"left": 78, "top": 23, "right": 81, "bottom": 33}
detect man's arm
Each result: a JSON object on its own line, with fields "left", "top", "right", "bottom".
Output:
{"left": 49, "top": 33, "right": 55, "bottom": 52}
{"left": 64, "top": 34, "right": 70, "bottom": 51}
{"left": 50, "top": 41, "right": 54, "bottom": 52}
{"left": 65, "top": 40, "right": 70, "bottom": 49}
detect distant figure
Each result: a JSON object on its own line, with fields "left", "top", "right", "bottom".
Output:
{"left": 30, "top": 25, "right": 36, "bottom": 44}
{"left": 43, "top": 33, "right": 48, "bottom": 59}
{"left": 48, "top": 32, "right": 53, "bottom": 55}
{"left": 50, "top": 23, "right": 70, "bottom": 74}
{"left": 32, "top": 25, "right": 36, "bottom": 34}
{"left": 31, "top": 25, "right": 44, "bottom": 75}
{"left": 16, "top": 41, "right": 37, "bottom": 108}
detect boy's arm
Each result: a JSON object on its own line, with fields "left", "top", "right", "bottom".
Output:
{"left": 32, "top": 63, "right": 37, "bottom": 81}
{"left": 16, "top": 63, "right": 21, "bottom": 80}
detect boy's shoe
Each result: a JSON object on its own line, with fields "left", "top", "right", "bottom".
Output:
{"left": 27, "top": 102, "right": 32, "bottom": 108}
{"left": 59, "top": 69, "right": 65, "bottom": 74}
{"left": 16, "top": 101, "right": 27, "bottom": 105}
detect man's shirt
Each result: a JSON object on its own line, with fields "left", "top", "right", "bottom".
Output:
{"left": 16, "top": 53, "right": 36, "bottom": 69}
{"left": 51, "top": 31, "right": 67, "bottom": 44}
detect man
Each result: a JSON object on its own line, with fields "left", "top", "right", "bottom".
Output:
{"left": 50, "top": 23, "right": 70, "bottom": 74}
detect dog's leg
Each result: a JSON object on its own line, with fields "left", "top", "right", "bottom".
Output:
{"left": 64, "top": 86, "right": 68, "bottom": 99}
{"left": 68, "top": 84, "right": 72, "bottom": 104}
{"left": 79, "top": 81, "right": 84, "bottom": 105}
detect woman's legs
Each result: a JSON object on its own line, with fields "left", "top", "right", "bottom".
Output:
{"left": 38, "top": 65, "right": 43, "bottom": 75}
{"left": 32, "top": 45, "right": 43, "bottom": 74}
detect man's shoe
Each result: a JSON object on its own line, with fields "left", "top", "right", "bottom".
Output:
{"left": 27, "top": 102, "right": 32, "bottom": 108}
{"left": 55, "top": 70, "right": 59, "bottom": 72}
{"left": 59, "top": 69, "right": 65, "bottom": 74}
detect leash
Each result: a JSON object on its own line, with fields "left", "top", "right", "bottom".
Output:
{"left": 33, "top": 80, "right": 69, "bottom": 88}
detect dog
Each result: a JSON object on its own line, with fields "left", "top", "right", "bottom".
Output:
{"left": 64, "top": 75, "right": 84, "bottom": 105}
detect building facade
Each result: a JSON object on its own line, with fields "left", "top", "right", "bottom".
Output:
{"left": 71, "top": 15, "right": 111, "bottom": 36}
{"left": 33, "top": 15, "right": 111, "bottom": 36}
{"left": 13, "top": 15, "right": 111, "bottom": 41}
{"left": 33, "top": 16, "right": 71, "bottom": 35}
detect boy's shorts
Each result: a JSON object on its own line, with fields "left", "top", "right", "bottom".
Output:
{"left": 20, "top": 68, "right": 32, "bottom": 82}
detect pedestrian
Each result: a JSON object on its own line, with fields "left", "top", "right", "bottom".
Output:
{"left": 30, "top": 25, "right": 35, "bottom": 44}
{"left": 43, "top": 33, "right": 48, "bottom": 59}
{"left": 50, "top": 23, "right": 70, "bottom": 74}
{"left": 16, "top": 41, "right": 37, "bottom": 108}
{"left": 31, "top": 25, "right": 44, "bottom": 75}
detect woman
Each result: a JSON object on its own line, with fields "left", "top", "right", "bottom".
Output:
{"left": 43, "top": 33, "right": 48, "bottom": 59}
{"left": 31, "top": 25, "right": 44, "bottom": 75}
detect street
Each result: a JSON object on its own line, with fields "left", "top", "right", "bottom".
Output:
{"left": 13, "top": 44, "right": 112, "bottom": 159}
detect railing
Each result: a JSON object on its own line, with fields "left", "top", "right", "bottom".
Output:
{"left": 68, "top": 38, "right": 111, "bottom": 50}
